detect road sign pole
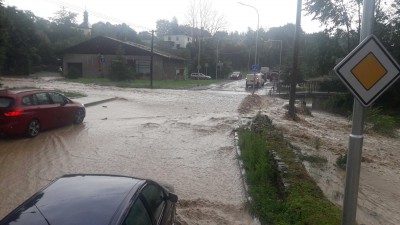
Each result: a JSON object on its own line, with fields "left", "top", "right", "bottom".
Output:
{"left": 341, "top": 0, "right": 375, "bottom": 224}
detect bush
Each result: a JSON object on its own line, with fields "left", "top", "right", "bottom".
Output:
{"left": 365, "top": 107, "right": 397, "bottom": 137}
{"left": 336, "top": 153, "right": 347, "bottom": 170}
{"left": 322, "top": 93, "right": 353, "bottom": 116}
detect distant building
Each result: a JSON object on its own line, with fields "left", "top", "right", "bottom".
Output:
{"left": 60, "top": 36, "right": 185, "bottom": 80}
{"left": 163, "top": 35, "right": 192, "bottom": 49}
{"left": 78, "top": 10, "right": 91, "bottom": 37}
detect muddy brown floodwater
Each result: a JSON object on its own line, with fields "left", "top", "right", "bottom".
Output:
{"left": 254, "top": 96, "right": 400, "bottom": 225}
{"left": 0, "top": 77, "right": 259, "bottom": 225}
{"left": 1, "top": 76, "right": 399, "bottom": 225}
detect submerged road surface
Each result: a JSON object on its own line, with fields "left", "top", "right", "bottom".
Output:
{"left": 0, "top": 77, "right": 263, "bottom": 224}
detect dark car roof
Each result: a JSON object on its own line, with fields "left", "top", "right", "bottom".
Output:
{"left": 1, "top": 174, "right": 146, "bottom": 225}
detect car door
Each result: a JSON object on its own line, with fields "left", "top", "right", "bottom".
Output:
{"left": 122, "top": 184, "right": 170, "bottom": 225}
{"left": 33, "top": 92, "right": 57, "bottom": 130}
{"left": 48, "top": 92, "right": 71, "bottom": 126}
{"left": 140, "top": 184, "right": 168, "bottom": 225}
{"left": 122, "top": 198, "right": 153, "bottom": 225}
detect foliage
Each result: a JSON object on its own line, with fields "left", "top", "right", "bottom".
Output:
{"left": 318, "top": 76, "right": 348, "bottom": 92}
{"left": 336, "top": 153, "right": 347, "bottom": 170}
{"left": 49, "top": 7, "right": 78, "bottom": 26}
{"left": 298, "top": 154, "right": 328, "bottom": 166}
{"left": 364, "top": 107, "right": 397, "bottom": 137}
{"left": 321, "top": 93, "right": 353, "bottom": 116}
{"left": 304, "top": 0, "right": 361, "bottom": 53}
{"left": 57, "top": 90, "right": 87, "bottom": 98}
{"left": 92, "top": 22, "right": 141, "bottom": 43}
{"left": 238, "top": 113, "right": 341, "bottom": 224}
{"left": 109, "top": 45, "right": 131, "bottom": 81}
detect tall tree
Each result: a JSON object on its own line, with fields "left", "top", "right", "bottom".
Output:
{"left": 2, "top": 7, "right": 41, "bottom": 74}
{"left": 91, "top": 22, "right": 141, "bottom": 43}
{"left": 50, "top": 7, "right": 77, "bottom": 26}
{"left": 304, "top": 0, "right": 362, "bottom": 52}
{"left": 185, "top": 0, "right": 227, "bottom": 35}
{"left": 0, "top": 0, "right": 7, "bottom": 72}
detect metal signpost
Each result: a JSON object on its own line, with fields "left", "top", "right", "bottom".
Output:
{"left": 252, "top": 64, "right": 259, "bottom": 94}
{"left": 334, "top": 0, "right": 400, "bottom": 224}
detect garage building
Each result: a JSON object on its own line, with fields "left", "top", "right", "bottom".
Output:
{"left": 61, "top": 36, "right": 185, "bottom": 80}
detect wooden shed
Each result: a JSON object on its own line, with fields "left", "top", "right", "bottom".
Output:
{"left": 61, "top": 36, "right": 185, "bottom": 79}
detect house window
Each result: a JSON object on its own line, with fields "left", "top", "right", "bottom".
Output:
{"left": 168, "top": 36, "right": 171, "bottom": 41}
{"left": 176, "top": 44, "right": 180, "bottom": 48}
{"left": 176, "top": 36, "right": 179, "bottom": 41}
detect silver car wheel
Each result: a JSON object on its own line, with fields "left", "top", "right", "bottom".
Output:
{"left": 73, "top": 109, "right": 85, "bottom": 124}
{"left": 28, "top": 120, "right": 40, "bottom": 137}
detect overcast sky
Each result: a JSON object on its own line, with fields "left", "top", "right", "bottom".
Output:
{"left": 5, "top": 0, "right": 324, "bottom": 34}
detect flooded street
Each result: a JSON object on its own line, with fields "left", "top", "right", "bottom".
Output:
{"left": 0, "top": 77, "right": 263, "bottom": 225}
{"left": 1, "top": 76, "right": 399, "bottom": 225}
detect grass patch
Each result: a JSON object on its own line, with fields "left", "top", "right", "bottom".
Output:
{"left": 57, "top": 90, "right": 87, "bottom": 99}
{"left": 299, "top": 154, "right": 328, "bottom": 165}
{"left": 63, "top": 77, "right": 217, "bottom": 89}
{"left": 238, "top": 113, "right": 341, "bottom": 225}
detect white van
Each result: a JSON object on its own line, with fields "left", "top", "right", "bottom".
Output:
{"left": 245, "top": 73, "right": 265, "bottom": 88}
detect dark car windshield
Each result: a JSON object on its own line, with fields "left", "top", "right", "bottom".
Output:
{"left": 0, "top": 97, "right": 13, "bottom": 108}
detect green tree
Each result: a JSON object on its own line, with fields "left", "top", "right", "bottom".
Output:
{"left": 304, "top": 0, "right": 361, "bottom": 52}
{"left": 3, "top": 7, "right": 41, "bottom": 74}
{"left": 48, "top": 7, "right": 86, "bottom": 51}
{"left": 109, "top": 45, "right": 130, "bottom": 81}
{"left": 0, "top": 0, "right": 8, "bottom": 72}
{"left": 91, "top": 22, "right": 141, "bottom": 43}
{"left": 50, "top": 7, "right": 77, "bottom": 26}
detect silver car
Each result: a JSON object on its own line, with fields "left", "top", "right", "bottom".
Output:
{"left": 190, "top": 73, "right": 211, "bottom": 80}
{"left": 245, "top": 73, "right": 265, "bottom": 88}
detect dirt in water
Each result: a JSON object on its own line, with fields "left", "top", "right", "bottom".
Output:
{"left": 240, "top": 95, "right": 400, "bottom": 225}
{"left": 0, "top": 77, "right": 259, "bottom": 225}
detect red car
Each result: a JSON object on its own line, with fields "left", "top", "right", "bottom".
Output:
{"left": 0, "top": 89, "right": 85, "bottom": 137}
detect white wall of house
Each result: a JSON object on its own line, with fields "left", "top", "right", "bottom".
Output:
{"left": 163, "top": 35, "right": 192, "bottom": 49}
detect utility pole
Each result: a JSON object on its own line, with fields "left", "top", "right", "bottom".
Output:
{"left": 150, "top": 30, "right": 154, "bottom": 88}
{"left": 288, "top": 0, "right": 302, "bottom": 118}
{"left": 341, "top": 1, "right": 375, "bottom": 224}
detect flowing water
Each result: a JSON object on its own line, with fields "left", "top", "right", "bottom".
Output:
{"left": 0, "top": 77, "right": 260, "bottom": 225}
{"left": 1, "top": 76, "right": 399, "bottom": 224}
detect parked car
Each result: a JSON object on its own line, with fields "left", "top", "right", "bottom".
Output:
{"left": 0, "top": 174, "right": 178, "bottom": 225}
{"left": 190, "top": 73, "right": 212, "bottom": 80}
{"left": 245, "top": 73, "right": 265, "bottom": 88}
{"left": 0, "top": 89, "right": 85, "bottom": 137}
{"left": 230, "top": 71, "right": 241, "bottom": 80}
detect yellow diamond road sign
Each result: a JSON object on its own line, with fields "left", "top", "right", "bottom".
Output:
{"left": 334, "top": 35, "right": 400, "bottom": 107}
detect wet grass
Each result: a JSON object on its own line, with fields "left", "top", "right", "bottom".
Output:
{"left": 63, "top": 77, "right": 217, "bottom": 89}
{"left": 298, "top": 154, "right": 328, "bottom": 164}
{"left": 58, "top": 90, "right": 87, "bottom": 99}
{"left": 238, "top": 113, "right": 341, "bottom": 225}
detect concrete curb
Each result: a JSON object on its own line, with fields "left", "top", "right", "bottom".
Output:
{"left": 233, "top": 129, "right": 252, "bottom": 202}
{"left": 233, "top": 128, "right": 261, "bottom": 224}
{"left": 83, "top": 97, "right": 119, "bottom": 107}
